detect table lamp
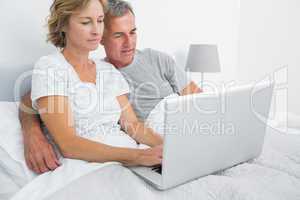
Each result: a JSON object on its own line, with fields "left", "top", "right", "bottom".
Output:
{"left": 185, "top": 44, "right": 221, "bottom": 89}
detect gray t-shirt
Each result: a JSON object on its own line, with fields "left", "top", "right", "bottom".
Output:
{"left": 117, "top": 48, "right": 190, "bottom": 121}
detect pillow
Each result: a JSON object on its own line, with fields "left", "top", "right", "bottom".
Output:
{"left": 270, "top": 111, "right": 300, "bottom": 130}
{"left": 0, "top": 101, "right": 36, "bottom": 188}
{"left": 145, "top": 93, "right": 179, "bottom": 136}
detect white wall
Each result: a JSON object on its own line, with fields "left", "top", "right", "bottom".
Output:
{"left": 131, "top": 0, "right": 240, "bottom": 82}
{"left": 0, "top": 0, "right": 240, "bottom": 81}
{"left": 238, "top": 0, "right": 300, "bottom": 115}
{"left": 0, "top": 0, "right": 55, "bottom": 68}
{"left": 3, "top": 0, "right": 296, "bottom": 113}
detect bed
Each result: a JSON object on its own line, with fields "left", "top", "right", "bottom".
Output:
{"left": 8, "top": 127, "right": 300, "bottom": 200}
{"left": 1, "top": 93, "right": 300, "bottom": 200}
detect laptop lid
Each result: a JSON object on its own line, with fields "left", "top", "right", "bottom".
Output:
{"left": 161, "top": 81, "right": 274, "bottom": 189}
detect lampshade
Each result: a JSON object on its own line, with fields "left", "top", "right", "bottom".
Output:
{"left": 185, "top": 44, "right": 221, "bottom": 72}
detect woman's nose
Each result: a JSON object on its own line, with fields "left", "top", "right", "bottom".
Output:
{"left": 91, "top": 22, "right": 101, "bottom": 35}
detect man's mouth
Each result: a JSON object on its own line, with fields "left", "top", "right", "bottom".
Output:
{"left": 121, "top": 49, "right": 134, "bottom": 55}
{"left": 122, "top": 49, "right": 133, "bottom": 54}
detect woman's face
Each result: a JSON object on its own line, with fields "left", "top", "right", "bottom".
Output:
{"left": 65, "top": 0, "right": 104, "bottom": 52}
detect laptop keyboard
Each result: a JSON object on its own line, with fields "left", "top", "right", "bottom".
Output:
{"left": 151, "top": 165, "right": 162, "bottom": 174}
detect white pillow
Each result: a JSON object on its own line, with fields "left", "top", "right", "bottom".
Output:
{"left": 145, "top": 93, "right": 179, "bottom": 136}
{"left": 0, "top": 101, "right": 36, "bottom": 188}
{"left": 271, "top": 111, "right": 300, "bottom": 129}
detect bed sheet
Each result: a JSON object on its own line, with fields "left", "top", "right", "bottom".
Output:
{"left": 0, "top": 167, "right": 21, "bottom": 200}
{"left": 10, "top": 127, "right": 300, "bottom": 200}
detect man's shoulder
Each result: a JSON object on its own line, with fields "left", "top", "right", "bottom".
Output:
{"left": 137, "top": 48, "right": 173, "bottom": 67}
{"left": 139, "top": 48, "right": 170, "bottom": 58}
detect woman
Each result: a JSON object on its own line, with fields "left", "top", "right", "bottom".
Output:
{"left": 31, "top": 0, "right": 163, "bottom": 167}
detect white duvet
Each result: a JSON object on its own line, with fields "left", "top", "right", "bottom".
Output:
{"left": 10, "top": 127, "right": 300, "bottom": 200}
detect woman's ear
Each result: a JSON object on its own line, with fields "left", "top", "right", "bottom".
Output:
{"left": 61, "top": 24, "right": 68, "bottom": 33}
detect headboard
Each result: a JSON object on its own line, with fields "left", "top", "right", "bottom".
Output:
{"left": 0, "top": 65, "right": 34, "bottom": 102}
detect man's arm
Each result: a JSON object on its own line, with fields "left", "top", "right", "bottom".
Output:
{"left": 180, "top": 81, "right": 202, "bottom": 96}
{"left": 161, "top": 51, "right": 202, "bottom": 96}
{"left": 19, "top": 91, "right": 60, "bottom": 174}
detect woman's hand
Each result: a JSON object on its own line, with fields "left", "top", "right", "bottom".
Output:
{"left": 135, "top": 145, "right": 163, "bottom": 166}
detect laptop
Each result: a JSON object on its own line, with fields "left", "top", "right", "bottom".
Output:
{"left": 130, "top": 81, "right": 274, "bottom": 190}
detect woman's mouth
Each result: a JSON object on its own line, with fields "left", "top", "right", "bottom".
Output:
{"left": 88, "top": 38, "right": 101, "bottom": 43}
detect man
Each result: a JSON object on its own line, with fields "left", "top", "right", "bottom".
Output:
{"left": 101, "top": 0, "right": 201, "bottom": 122}
{"left": 19, "top": 0, "right": 201, "bottom": 174}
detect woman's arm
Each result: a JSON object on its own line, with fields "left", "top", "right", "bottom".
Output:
{"left": 36, "top": 95, "right": 162, "bottom": 166}
{"left": 117, "top": 94, "right": 163, "bottom": 147}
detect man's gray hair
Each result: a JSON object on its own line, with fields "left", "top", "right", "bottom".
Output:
{"left": 107, "top": 0, "right": 135, "bottom": 17}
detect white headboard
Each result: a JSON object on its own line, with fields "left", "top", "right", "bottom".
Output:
{"left": 0, "top": 65, "right": 34, "bottom": 101}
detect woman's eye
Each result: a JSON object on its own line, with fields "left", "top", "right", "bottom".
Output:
{"left": 97, "top": 20, "right": 103, "bottom": 23}
{"left": 81, "top": 21, "right": 90, "bottom": 25}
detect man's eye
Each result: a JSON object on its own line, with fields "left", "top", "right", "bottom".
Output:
{"left": 97, "top": 20, "right": 103, "bottom": 23}
{"left": 81, "top": 21, "right": 90, "bottom": 25}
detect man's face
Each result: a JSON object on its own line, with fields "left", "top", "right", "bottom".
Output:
{"left": 101, "top": 11, "right": 137, "bottom": 68}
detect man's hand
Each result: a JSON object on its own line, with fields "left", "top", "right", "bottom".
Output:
{"left": 19, "top": 91, "right": 61, "bottom": 174}
{"left": 23, "top": 127, "right": 61, "bottom": 174}
{"left": 180, "top": 81, "right": 202, "bottom": 96}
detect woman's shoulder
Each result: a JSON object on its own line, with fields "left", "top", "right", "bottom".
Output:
{"left": 34, "top": 51, "right": 68, "bottom": 70}
{"left": 93, "top": 58, "right": 120, "bottom": 73}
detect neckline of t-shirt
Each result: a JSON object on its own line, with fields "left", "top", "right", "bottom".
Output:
{"left": 102, "top": 49, "right": 140, "bottom": 71}
{"left": 56, "top": 51, "right": 98, "bottom": 86}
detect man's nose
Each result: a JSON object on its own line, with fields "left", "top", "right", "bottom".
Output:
{"left": 124, "top": 35, "right": 133, "bottom": 47}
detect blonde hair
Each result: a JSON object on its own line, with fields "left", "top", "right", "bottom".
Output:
{"left": 47, "top": 0, "right": 106, "bottom": 48}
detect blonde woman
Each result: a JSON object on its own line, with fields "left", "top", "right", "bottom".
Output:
{"left": 28, "top": 0, "right": 163, "bottom": 173}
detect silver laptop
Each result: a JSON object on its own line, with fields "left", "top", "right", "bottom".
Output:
{"left": 130, "top": 81, "right": 274, "bottom": 190}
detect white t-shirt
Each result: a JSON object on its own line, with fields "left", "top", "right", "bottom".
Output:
{"left": 31, "top": 51, "right": 137, "bottom": 148}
